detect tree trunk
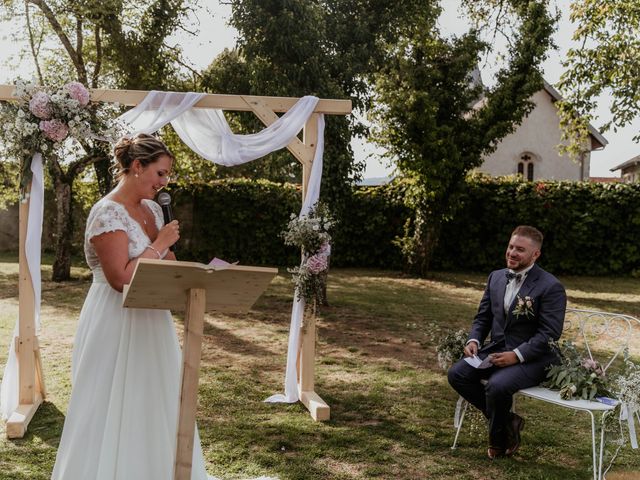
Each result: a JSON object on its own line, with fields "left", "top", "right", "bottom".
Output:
{"left": 410, "top": 208, "right": 442, "bottom": 276}
{"left": 94, "top": 156, "right": 114, "bottom": 196}
{"left": 51, "top": 178, "right": 74, "bottom": 282}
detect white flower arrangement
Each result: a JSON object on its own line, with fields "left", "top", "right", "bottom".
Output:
{"left": 436, "top": 329, "right": 468, "bottom": 370}
{"left": 0, "top": 79, "right": 121, "bottom": 197}
{"left": 601, "top": 357, "right": 640, "bottom": 475}
{"left": 282, "top": 202, "right": 335, "bottom": 309}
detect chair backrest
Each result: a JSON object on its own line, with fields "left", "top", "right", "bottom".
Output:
{"left": 563, "top": 308, "right": 640, "bottom": 373}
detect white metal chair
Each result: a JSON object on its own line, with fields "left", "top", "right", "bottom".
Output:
{"left": 451, "top": 308, "right": 640, "bottom": 480}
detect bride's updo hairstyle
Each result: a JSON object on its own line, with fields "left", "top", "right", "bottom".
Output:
{"left": 113, "top": 133, "right": 175, "bottom": 180}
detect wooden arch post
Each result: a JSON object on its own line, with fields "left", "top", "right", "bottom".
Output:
{"left": 0, "top": 84, "right": 351, "bottom": 437}
{"left": 5, "top": 185, "right": 47, "bottom": 438}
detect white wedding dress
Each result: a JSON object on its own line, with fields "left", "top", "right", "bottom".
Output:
{"left": 52, "top": 198, "right": 276, "bottom": 480}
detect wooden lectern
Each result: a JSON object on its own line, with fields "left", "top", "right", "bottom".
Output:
{"left": 122, "top": 258, "right": 277, "bottom": 480}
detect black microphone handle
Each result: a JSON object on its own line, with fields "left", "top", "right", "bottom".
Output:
{"left": 161, "top": 204, "right": 177, "bottom": 252}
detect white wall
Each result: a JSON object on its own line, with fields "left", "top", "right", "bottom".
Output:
{"left": 477, "top": 90, "right": 589, "bottom": 181}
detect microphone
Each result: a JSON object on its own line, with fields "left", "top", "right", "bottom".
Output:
{"left": 157, "top": 192, "right": 177, "bottom": 252}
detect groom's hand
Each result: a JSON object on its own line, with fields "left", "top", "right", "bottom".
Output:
{"left": 490, "top": 352, "right": 519, "bottom": 367}
{"left": 463, "top": 341, "right": 478, "bottom": 357}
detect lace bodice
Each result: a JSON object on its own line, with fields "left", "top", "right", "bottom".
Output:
{"left": 84, "top": 198, "right": 164, "bottom": 270}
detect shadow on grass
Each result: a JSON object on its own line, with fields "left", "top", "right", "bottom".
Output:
{"left": 202, "top": 321, "right": 276, "bottom": 359}
{"left": 0, "top": 401, "right": 64, "bottom": 480}
{"left": 567, "top": 296, "right": 640, "bottom": 318}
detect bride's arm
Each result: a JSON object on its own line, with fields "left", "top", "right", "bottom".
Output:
{"left": 92, "top": 222, "right": 179, "bottom": 292}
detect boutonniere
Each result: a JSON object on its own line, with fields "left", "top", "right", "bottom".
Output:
{"left": 513, "top": 294, "right": 534, "bottom": 318}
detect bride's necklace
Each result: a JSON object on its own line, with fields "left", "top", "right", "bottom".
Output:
{"left": 136, "top": 204, "right": 150, "bottom": 226}
{"left": 110, "top": 189, "right": 151, "bottom": 229}
{"left": 120, "top": 199, "right": 149, "bottom": 227}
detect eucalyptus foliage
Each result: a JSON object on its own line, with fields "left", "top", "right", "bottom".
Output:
{"left": 544, "top": 340, "right": 609, "bottom": 401}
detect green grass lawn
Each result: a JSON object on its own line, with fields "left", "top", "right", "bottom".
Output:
{"left": 0, "top": 252, "right": 639, "bottom": 479}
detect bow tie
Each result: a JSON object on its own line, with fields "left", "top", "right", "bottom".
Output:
{"left": 505, "top": 271, "right": 523, "bottom": 282}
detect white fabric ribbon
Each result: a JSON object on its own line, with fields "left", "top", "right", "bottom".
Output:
{"left": 118, "top": 91, "right": 324, "bottom": 404}
{"left": 1, "top": 153, "right": 44, "bottom": 419}
{"left": 453, "top": 396, "right": 467, "bottom": 428}
{"left": 1, "top": 91, "right": 324, "bottom": 417}
{"left": 620, "top": 402, "right": 639, "bottom": 449}
{"left": 118, "top": 91, "right": 206, "bottom": 135}
{"left": 264, "top": 115, "right": 325, "bottom": 404}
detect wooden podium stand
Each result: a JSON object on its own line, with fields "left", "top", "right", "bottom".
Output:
{"left": 122, "top": 258, "right": 277, "bottom": 480}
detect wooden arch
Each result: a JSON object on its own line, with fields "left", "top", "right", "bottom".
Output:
{"left": 0, "top": 84, "right": 352, "bottom": 438}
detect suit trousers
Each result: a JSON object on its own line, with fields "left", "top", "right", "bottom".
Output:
{"left": 448, "top": 358, "right": 547, "bottom": 448}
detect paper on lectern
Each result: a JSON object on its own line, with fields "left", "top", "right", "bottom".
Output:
{"left": 207, "top": 257, "right": 239, "bottom": 270}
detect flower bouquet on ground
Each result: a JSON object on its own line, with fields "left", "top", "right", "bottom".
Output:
{"left": 436, "top": 329, "right": 468, "bottom": 370}
{"left": 601, "top": 357, "right": 640, "bottom": 475}
{"left": 543, "top": 340, "right": 610, "bottom": 400}
{"left": 281, "top": 202, "right": 335, "bottom": 313}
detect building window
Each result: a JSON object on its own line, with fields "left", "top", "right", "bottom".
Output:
{"left": 517, "top": 153, "right": 535, "bottom": 181}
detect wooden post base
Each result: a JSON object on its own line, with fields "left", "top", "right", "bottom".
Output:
{"left": 6, "top": 393, "right": 43, "bottom": 438}
{"left": 300, "top": 390, "right": 330, "bottom": 421}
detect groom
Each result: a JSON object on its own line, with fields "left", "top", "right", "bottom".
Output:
{"left": 448, "top": 225, "right": 566, "bottom": 458}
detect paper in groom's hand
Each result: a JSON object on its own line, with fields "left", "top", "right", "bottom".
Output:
{"left": 464, "top": 355, "right": 493, "bottom": 369}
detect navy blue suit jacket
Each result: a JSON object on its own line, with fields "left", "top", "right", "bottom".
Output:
{"left": 468, "top": 263, "right": 566, "bottom": 364}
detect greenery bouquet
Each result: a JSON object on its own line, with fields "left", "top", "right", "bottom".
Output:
{"left": 543, "top": 340, "right": 610, "bottom": 401}
{"left": 281, "top": 202, "right": 335, "bottom": 310}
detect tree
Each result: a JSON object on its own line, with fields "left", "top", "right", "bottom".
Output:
{"left": 200, "top": 0, "right": 426, "bottom": 211}
{"left": 0, "top": 0, "right": 194, "bottom": 280}
{"left": 556, "top": 0, "right": 640, "bottom": 158}
{"left": 372, "top": 0, "right": 556, "bottom": 275}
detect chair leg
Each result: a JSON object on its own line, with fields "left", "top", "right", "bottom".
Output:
{"left": 587, "top": 411, "right": 598, "bottom": 480}
{"left": 597, "top": 411, "right": 610, "bottom": 480}
{"left": 452, "top": 399, "right": 468, "bottom": 450}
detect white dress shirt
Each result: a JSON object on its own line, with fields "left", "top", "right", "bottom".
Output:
{"left": 505, "top": 263, "right": 535, "bottom": 363}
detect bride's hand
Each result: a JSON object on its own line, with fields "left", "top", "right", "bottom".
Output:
{"left": 154, "top": 220, "right": 180, "bottom": 251}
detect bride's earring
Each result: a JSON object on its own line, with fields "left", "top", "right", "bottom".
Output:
{"left": 135, "top": 172, "right": 139, "bottom": 178}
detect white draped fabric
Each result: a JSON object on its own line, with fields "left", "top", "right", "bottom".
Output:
{"left": 122, "top": 91, "right": 325, "bottom": 403}
{"left": 1, "top": 153, "right": 44, "bottom": 420}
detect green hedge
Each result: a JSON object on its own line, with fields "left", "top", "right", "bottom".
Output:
{"left": 170, "top": 179, "right": 301, "bottom": 266}
{"left": 22, "top": 176, "right": 640, "bottom": 276}
{"left": 169, "top": 179, "right": 408, "bottom": 269}
{"left": 431, "top": 177, "right": 640, "bottom": 275}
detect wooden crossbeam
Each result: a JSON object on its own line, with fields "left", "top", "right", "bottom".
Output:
{"left": 0, "top": 85, "right": 352, "bottom": 115}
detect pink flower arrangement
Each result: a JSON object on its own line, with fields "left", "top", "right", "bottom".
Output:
{"left": 581, "top": 358, "right": 605, "bottom": 376}
{"left": 29, "top": 92, "right": 52, "bottom": 119}
{"left": 65, "top": 81, "right": 90, "bottom": 106}
{"left": 306, "top": 253, "right": 328, "bottom": 274}
{"left": 39, "top": 119, "right": 69, "bottom": 142}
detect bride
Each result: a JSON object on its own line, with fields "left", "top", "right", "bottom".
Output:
{"left": 52, "top": 133, "right": 275, "bottom": 480}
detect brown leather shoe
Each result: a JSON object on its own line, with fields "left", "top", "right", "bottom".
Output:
{"left": 487, "top": 446, "right": 505, "bottom": 459}
{"left": 505, "top": 413, "right": 525, "bottom": 456}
